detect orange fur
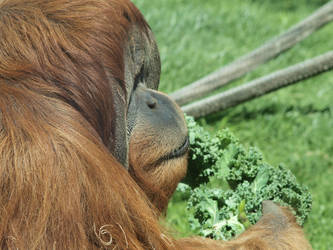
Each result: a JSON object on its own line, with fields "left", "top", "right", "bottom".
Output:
{"left": 0, "top": 0, "right": 311, "bottom": 249}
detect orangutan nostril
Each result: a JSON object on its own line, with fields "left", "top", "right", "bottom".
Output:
{"left": 147, "top": 97, "right": 157, "bottom": 109}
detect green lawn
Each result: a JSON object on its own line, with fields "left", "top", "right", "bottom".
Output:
{"left": 133, "top": 1, "right": 333, "bottom": 249}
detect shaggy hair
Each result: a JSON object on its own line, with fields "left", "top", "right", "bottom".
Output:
{"left": 0, "top": 0, "right": 311, "bottom": 249}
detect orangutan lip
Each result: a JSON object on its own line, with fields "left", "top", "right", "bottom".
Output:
{"left": 166, "top": 136, "right": 189, "bottom": 160}
{"left": 145, "top": 137, "right": 189, "bottom": 171}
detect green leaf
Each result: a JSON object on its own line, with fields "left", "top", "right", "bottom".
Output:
{"left": 251, "top": 166, "right": 270, "bottom": 194}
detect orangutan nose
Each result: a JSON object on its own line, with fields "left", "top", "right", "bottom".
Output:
{"left": 146, "top": 96, "right": 157, "bottom": 109}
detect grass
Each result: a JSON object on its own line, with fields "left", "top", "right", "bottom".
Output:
{"left": 133, "top": 0, "right": 333, "bottom": 249}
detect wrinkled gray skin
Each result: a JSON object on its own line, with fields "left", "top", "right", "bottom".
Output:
{"left": 110, "top": 25, "right": 187, "bottom": 169}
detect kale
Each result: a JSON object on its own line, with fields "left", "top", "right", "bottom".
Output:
{"left": 178, "top": 116, "right": 312, "bottom": 240}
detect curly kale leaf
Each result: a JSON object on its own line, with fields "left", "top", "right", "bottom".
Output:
{"left": 187, "top": 187, "right": 245, "bottom": 241}
{"left": 183, "top": 116, "right": 236, "bottom": 187}
{"left": 178, "top": 116, "right": 312, "bottom": 240}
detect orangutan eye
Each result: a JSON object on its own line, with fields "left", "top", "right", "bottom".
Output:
{"left": 133, "top": 64, "right": 144, "bottom": 91}
{"left": 129, "top": 64, "right": 144, "bottom": 107}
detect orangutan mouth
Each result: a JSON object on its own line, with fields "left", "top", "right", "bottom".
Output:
{"left": 167, "top": 136, "right": 189, "bottom": 160}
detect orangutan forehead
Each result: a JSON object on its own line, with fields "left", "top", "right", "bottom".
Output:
{"left": 124, "top": 25, "right": 161, "bottom": 88}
